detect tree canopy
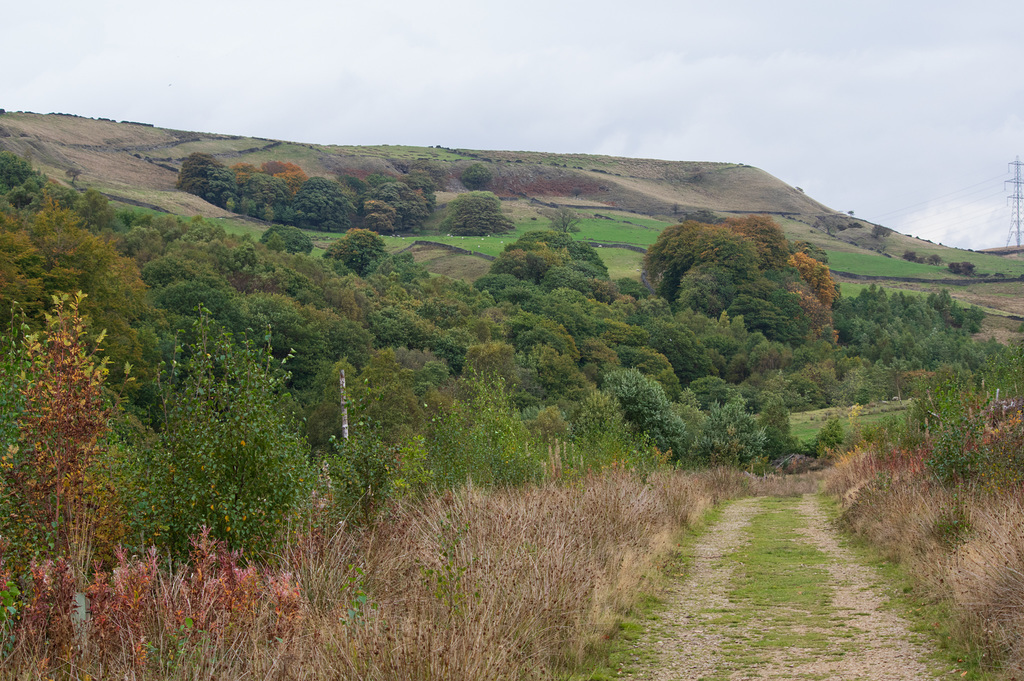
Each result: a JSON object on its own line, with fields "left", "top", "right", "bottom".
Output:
{"left": 460, "top": 163, "right": 493, "bottom": 190}
{"left": 293, "top": 177, "right": 353, "bottom": 231}
{"left": 324, "top": 228, "right": 388, "bottom": 276}
{"left": 259, "top": 223, "right": 313, "bottom": 255}
{"left": 441, "top": 191, "right": 513, "bottom": 236}
{"left": 0, "top": 151, "right": 36, "bottom": 192}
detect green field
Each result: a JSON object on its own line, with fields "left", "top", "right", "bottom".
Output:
{"left": 789, "top": 402, "right": 910, "bottom": 444}
{"left": 836, "top": 282, "right": 929, "bottom": 299}
{"left": 825, "top": 250, "right": 955, "bottom": 279}
{"left": 572, "top": 216, "right": 669, "bottom": 245}
{"left": 374, "top": 208, "right": 668, "bottom": 281}
{"left": 887, "top": 243, "right": 1024, "bottom": 278}
{"left": 594, "top": 247, "right": 645, "bottom": 281}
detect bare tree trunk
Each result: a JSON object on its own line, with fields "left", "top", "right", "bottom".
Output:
{"left": 339, "top": 369, "right": 349, "bottom": 440}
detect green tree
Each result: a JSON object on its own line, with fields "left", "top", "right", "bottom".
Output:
{"left": 694, "top": 399, "right": 766, "bottom": 467}
{"left": 240, "top": 172, "right": 290, "bottom": 213}
{"left": 757, "top": 393, "right": 796, "bottom": 460}
{"left": 441, "top": 191, "right": 513, "bottom": 236}
{"left": 460, "top": 162, "right": 493, "bottom": 190}
{"left": 603, "top": 368, "right": 688, "bottom": 459}
{"left": 362, "top": 199, "right": 398, "bottom": 233}
{"left": 544, "top": 206, "right": 581, "bottom": 233}
{"left": 644, "top": 318, "right": 712, "bottom": 386}
{"left": 465, "top": 341, "right": 517, "bottom": 386}
{"left": 815, "top": 417, "right": 844, "bottom": 456}
{"left": 175, "top": 153, "right": 237, "bottom": 207}
{"left": 489, "top": 230, "right": 607, "bottom": 285}
{"left": 20, "top": 203, "right": 150, "bottom": 384}
{"left": 536, "top": 345, "right": 588, "bottom": 400}
{"left": 688, "top": 375, "right": 741, "bottom": 410}
{"left": 0, "top": 215, "right": 46, "bottom": 320}
{"left": 365, "top": 181, "right": 431, "bottom": 231}
{"left": 132, "top": 313, "right": 311, "bottom": 556}
{"left": 74, "top": 188, "right": 115, "bottom": 233}
{"left": 644, "top": 220, "right": 759, "bottom": 303}
{"left": 0, "top": 151, "right": 36, "bottom": 192}
{"left": 724, "top": 215, "right": 790, "bottom": 271}
{"left": 260, "top": 223, "right": 313, "bottom": 255}
{"left": 293, "top": 177, "right": 353, "bottom": 231}
{"left": 351, "top": 348, "right": 423, "bottom": 444}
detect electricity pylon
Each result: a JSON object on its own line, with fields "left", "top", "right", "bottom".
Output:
{"left": 1008, "top": 156, "right": 1023, "bottom": 247}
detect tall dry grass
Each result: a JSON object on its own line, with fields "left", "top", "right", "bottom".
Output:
{"left": 1, "top": 467, "right": 773, "bottom": 680}
{"left": 827, "top": 450, "right": 1024, "bottom": 677}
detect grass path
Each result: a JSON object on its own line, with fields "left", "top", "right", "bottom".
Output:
{"left": 622, "top": 495, "right": 951, "bottom": 680}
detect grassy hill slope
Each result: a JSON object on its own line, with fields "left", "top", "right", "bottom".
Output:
{"left": 2, "top": 110, "right": 1021, "bottom": 341}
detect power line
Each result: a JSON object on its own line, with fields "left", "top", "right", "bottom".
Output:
{"left": 888, "top": 189, "right": 1006, "bottom": 237}
{"left": 868, "top": 172, "right": 1010, "bottom": 222}
{"left": 1008, "top": 156, "right": 1023, "bottom": 247}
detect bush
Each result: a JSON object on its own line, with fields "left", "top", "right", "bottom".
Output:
{"left": 693, "top": 399, "right": 766, "bottom": 467}
{"left": 322, "top": 433, "right": 399, "bottom": 524}
{"left": 0, "top": 293, "right": 124, "bottom": 571}
{"left": 131, "top": 312, "right": 312, "bottom": 557}
{"left": 426, "top": 375, "right": 539, "bottom": 489}
{"left": 460, "top": 163, "right": 493, "bottom": 190}
{"left": 260, "top": 223, "right": 313, "bottom": 254}
{"left": 815, "top": 416, "right": 845, "bottom": 456}
{"left": 947, "top": 261, "right": 976, "bottom": 276}
{"left": 603, "top": 369, "right": 688, "bottom": 461}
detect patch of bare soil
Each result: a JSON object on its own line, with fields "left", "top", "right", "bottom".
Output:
{"left": 624, "top": 495, "right": 949, "bottom": 680}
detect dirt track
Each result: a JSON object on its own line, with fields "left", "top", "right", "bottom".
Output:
{"left": 623, "top": 495, "right": 951, "bottom": 680}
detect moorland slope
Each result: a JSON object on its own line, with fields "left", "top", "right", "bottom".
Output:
{"left": 2, "top": 110, "right": 1021, "bottom": 340}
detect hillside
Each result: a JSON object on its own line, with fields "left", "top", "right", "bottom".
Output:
{"left": 0, "top": 112, "right": 833, "bottom": 217}
{"left": 2, "top": 110, "right": 1022, "bottom": 343}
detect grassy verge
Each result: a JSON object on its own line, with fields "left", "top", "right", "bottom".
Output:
{"left": 826, "top": 456, "right": 1024, "bottom": 679}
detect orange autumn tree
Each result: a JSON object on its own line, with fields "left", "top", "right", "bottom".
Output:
{"left": 261, "top": 161, "right": 308, "bottom": 196}
{"left": 1, "top": 293, "right": 126, "bottom": 570}
{"left": 231, "top": 162, "right": 260, "bottom": 187}
{"left": 724, "top": 214, "right": 791, "bottom": 271}
{"left": 787, "top": 251, "right": 838, "bottom": 338}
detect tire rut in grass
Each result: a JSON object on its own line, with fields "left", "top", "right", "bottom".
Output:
{"left": 623, "top": 494, "right": 945, "bottom": 680}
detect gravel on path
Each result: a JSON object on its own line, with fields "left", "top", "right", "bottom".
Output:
{"left": 623, "top": 494, "right": 950, "bottom": 680}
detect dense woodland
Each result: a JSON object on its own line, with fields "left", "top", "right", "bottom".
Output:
{"left": 1, "top": 149, "right": 1002, "bottom": 522}
{"left": 2, "top": 150, "right": 1003, "bottom": 470}
{"left": 2, "top": 147, "right": 1024, "bottom": 678}
{"left": 174, "top": 153, "right": 512, "bottom": 237}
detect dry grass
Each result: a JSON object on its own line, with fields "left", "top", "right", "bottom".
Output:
{"left": 406, "top": 244, "right": 493, "bottom": 282}
{"left": 826, "top": 452, "right": 1024, "bottom": 678}
{"left": 2, "top": 467, "right": 800, "bottom": 680}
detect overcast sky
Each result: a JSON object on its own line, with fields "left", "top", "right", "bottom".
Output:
{"left": 5, "top": 0, "right": 1023, "bottom": 249}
